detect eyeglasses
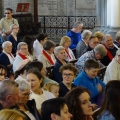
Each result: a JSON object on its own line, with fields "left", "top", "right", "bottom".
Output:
{"left": 5, "top": 12, "right": 11, "bottom": 14}
{"left": 13, "top": 27, "right": 19, "bottom": 29}
{"left": 117, "top": 54, "right": 120, "bottom": 57}
{"left": 20, "top": 48, "right": 28, "bottom": 50}
{"left": 63, "top": 73, "right": 74, "bottom": 77}
{"left": 22, "top": 93, "right": 30, "bottom": 97}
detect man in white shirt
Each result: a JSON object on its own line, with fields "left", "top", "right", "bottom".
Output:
{"left": 33, "top": 33, "right": 47, "bottom": 59}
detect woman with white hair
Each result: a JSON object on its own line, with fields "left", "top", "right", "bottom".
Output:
{"left": 7, "top": 24, "right": 20, "bottom": 56}
{"left": 15, "top": 79, "right": 41, "bottom": 120}
{"left": 52, "top": 46, "right": 67, "bottom": 83}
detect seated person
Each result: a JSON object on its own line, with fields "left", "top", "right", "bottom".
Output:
{"left": 25, "top": 61, "right": 58, "bottom": 85}
{"left": 114, "top": 31, "right": 120, "bottom": 47}
{"left": 59, "top": 63, "right": 77, "bottom": 97}
{"left": 0, "top": 64, "right": 7, "bottom": 81}
{"left": 26, "top": 69, "right": 55, "bottom": 109}
{"left": 59, "top": 36, "right": 76, "bottom": 61}
{"left": 7, "top": 24, "right": 20, "bottom": 56}
{"left": 101, "top": 34, "right": 118, "bottom": 66}
{"left": 43, "top": 82, "right": 59, "bottom": 98}
{"left": 13, "top": 42, "right": 32, "bottom": 72}
{"left": 65, "top": 87, "right": 94, "bottom": 120}
{"left": 33, "top": 33, "right": 47, "bottom": 59}
{"left": 94, "top": 31, "right": 104, "bottom": 43}
{"left": 97, "top": 80, "right": 120, "bottom": 120}
{"left": 82, "top": 36, "right": 99, "bottom": 55}
{"left": 0, "top": 109, "right": 26, "bottom": 120}
{"left": 104, "top": 49, "right": 120, "bottom": 84}
{"left": 52, "top": 46, "right": 67, "bottom": 83}
{"left": 38, "top": 40, "right": 56, "bottom": 69}
{"left": 15, "top": 79, "right": 41, "bottom": 120}
{"left": 74, "top": 59, "right": 106, "bottom": 105}
{"left": 41, "top": 97, "right": 72, "bottom": 120}
{"left": 75, "top": 44, "right": 107, "bottom": 74}
{"left": 0, "top": 41, "right": 14, "bottom": 77}
{"left": 76, "top": 30, "right": 92, "bottom": 58}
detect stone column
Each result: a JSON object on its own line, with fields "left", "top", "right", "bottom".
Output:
{"left": 107, "top": 0, "right": 111, "bottom": 26}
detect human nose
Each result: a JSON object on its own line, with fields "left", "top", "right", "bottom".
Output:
{"left": 68, "top": 112, "right": 73, "bottom": 118}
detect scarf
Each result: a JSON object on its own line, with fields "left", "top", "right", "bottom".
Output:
{"left": 65, "top": 49, "right": 71, "bottom": 59}
{"left": 42, "top": 50, "right": 54, "bottom": 65}
{"left": 18, "top": 52, "right": 28, "bottom": 60}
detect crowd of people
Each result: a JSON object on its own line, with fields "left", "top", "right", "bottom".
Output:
{"left": 0, "top": 7, "right": 120, "bottom": 120}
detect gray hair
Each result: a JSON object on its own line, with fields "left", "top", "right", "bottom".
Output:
{"left": 17, "top": 42, "right": 27, "bottom": 50}
{"left": 82, "top": 30, "right": 92, "bottom": 39}
{"left": 54, "top": 46, "right": 65, "bottom": 55}
{"left": 115, "top": 31, "right": 120, "bottom": 41}
{"left": 116, "top": 49, "right": 120, "bottom": 55}
{"left": 103, "top": 34, "right": 112, "bottom": 42}
{"left": 2, "top": 41, "right": 12, "bottom": 49}
{"left": 10, "top": 24, "right": 17, "bottom": 31}
{"left": 0, "top": 80, "right": 18, "bottom": 101}
{"left": 73, "top": 21, "right": 83, "bottom": 28}
{"left": 15, "top": 79, "right": 30, "bottom": 92}
{"left": 94, "top": 44, "right": 107, "bottom": 57}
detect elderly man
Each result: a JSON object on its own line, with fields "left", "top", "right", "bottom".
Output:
{"left": 114, "top": 31, "right": 120, "bottom": 48}
{"left": 66, "top": 21, "right": 83, "bottom": 49}
{"left": 75, "top": 44, "right": 107, "bottom": 74}
{"left": 0, "top": 41, "right": 14, "bottom": 77}
{"left": 13, "top": 42, "right": 31, "bottom": 72}
{"left": 0, "top": 79, "right": 19, "bottom": 109}
{"left": 104, "top": 49, "right": 120, "bottom": 84}
{"left": 76, "top": 29, "right": 92, "bottom": 58}
{"left": 101, "top": 34, "right": 118, "bottom": 66}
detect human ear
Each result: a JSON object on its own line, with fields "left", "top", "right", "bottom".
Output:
{"left": 51, "top": 113, "right": 58, "bottom": 120}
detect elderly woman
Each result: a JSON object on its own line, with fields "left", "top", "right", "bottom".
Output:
{"left": 76, "top": 29, "right": 92, "bottom": 58}
{"left": 0, "top": 41, "right": 14, "bottom": 77}
{"left": 60, "top": 36, "right": 76, "bottom": 61}
{"left": 15, "top": 79, "right": 41, "bottom": 120}
{"left": 7, "top": 24, "right": 20, "bottom": 56}
{"left": 59, "top": 63, "right": 77, "bottom": 97}
{"left": 52, "top": 46, "right": 67, "bottom": 83}
{"left": 94, "top": 31, "right": 104, "bottom": 43}
{"left": 38, "top": 40, "right": 56, "bottom": 69}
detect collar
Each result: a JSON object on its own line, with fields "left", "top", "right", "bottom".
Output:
{"left": 82, "top": 39, "right": 88, "bottom": 46}
{"left": 4, "top": 17, "right": 14, "bottom": 22}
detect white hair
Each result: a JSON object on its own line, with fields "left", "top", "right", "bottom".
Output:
{"left": 82, "top": 30, "right": 92, "bottom": 39}
{"left": 2, "top": 41, "right": 12, "bottom": 49}
{"left": 17, "top": 42, "right": 27, "bottom": 50}
{"left": 54, "top": 46, "right": 65, "bottom": 55}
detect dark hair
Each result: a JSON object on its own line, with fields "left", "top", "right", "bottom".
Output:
{"left": 64, "top": 87, "right": 89, "bottom": 120}
{"left": 0, "top": 64, "right": 7, "bottom": 76}
{"left": 41, "top": 98, "right": 66, "bottom": 120}
{"left": 89, "top": 36, "right": 98, "bottom": 41}
{"left": 43, "top": 40, "right": 55, "bottom": 51}
{"left": 5, "top": 8, "right": 12, "bottom": 13}
{"left": 98, "top": 80, "right": 120, "bottom": 120}
{"left": 36, "top": 33, "right": 47, "bottom": 42}
{"left": 26, "top": 61, "right": 43, "bottom": 72}
{"left": 23, "top": 35, "right": 34, "bottom": 55}
{"left": 60, "top": 63, "right": 78, "bottom": 76}
{"left": 84, "top": 59, "right": 99, "bottom": 70}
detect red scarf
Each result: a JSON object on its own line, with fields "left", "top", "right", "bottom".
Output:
{"left": 18, "top": 52, "right": 27, "bottom": 60}
{"left": 103, "top": 44, "right": 113, "bottom": 61}
{"left": 65, "top": 49, "right": 71, "bottom": 59}
{"left": 42, "top": 50, "right": 54, "bottom": 65}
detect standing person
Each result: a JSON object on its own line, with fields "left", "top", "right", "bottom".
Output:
{"left": 7, "top": 24, "right": 20, "bottom": 56}
{"left": 0, "top": 8, "right": 19, "bottom": 42}
{"left": 66, "top": 21, "right": 83, "bottom": 49}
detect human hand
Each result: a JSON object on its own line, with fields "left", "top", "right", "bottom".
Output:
{"left": 96, "top": 83, "right": 102, "bottom": 93}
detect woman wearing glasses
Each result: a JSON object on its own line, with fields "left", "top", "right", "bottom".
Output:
{"left": 59, "top": 63, "right": 77, "bottom": 97}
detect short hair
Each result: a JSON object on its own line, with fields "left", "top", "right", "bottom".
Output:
{"left": 43, "top": 40, "right": 55, "bottom": 51}
{"left": 115, "top": 31, "right": 120, "bottom": 41}
{"left": 73, "top": 21, "right": 83, "bottom": 28}
{"left": 54, "top": 46, "right": 65, "bottom": 55}
{"left": 0, "top": 64, "right": 7, "bottom": 77}
{"left": 2, "top": 41, "right": 12, "bottom": 49}
{"left": 103, "top": 34, "right": 112, "bottom": 42}
{"left": 64, "top": 87, "right": 90, "bottom": 120}
{"left": 89, "top": 36, "right": 98, "bottom": 41}
{"left": 84, "top": 59, "right": 99, "bottom": 69}
{"left": 0, "top": 109, "right": 26, "bottom": 120}
{"left": 59, "top": 36, "right": 71, "bottom": 46}
{"left": 94, "top": 44, "right": 107, "bottom": 57}
{"left": 26, "top": 61, "right": 43, "bottom": 72}
{"left": 36, "top": 33, "right": 47, "bottom": 42}
{"left": 41, "top": 98, "right": 67, "bottom": 120}
{"left": 94, "top": 31, "right": 104, "bottom": 40}
{"left": 116, "top": 49, "right": 120, "bottom": 56}
{"left": 60, "top": 63, "right": 78, "bottom": 76}
{"left": 81, "top": 30, "right": 92, "bottom": 39}
{"left": 0, "top": 80, "right": 18, "bottom": 101}
{"left": 10, "top": 24, "right": 17, "bottom": 31}
{"left": 98, "top": 80, "right": 120, "bottom": 120}
{"left": 5, "top": 8, "right": 13, "bottom": 13}
{"left": 17, "top": 42, "right": 27, "bottom": 50}
{"left": 15, "top": 79, "right": 30, "bottom": 92}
